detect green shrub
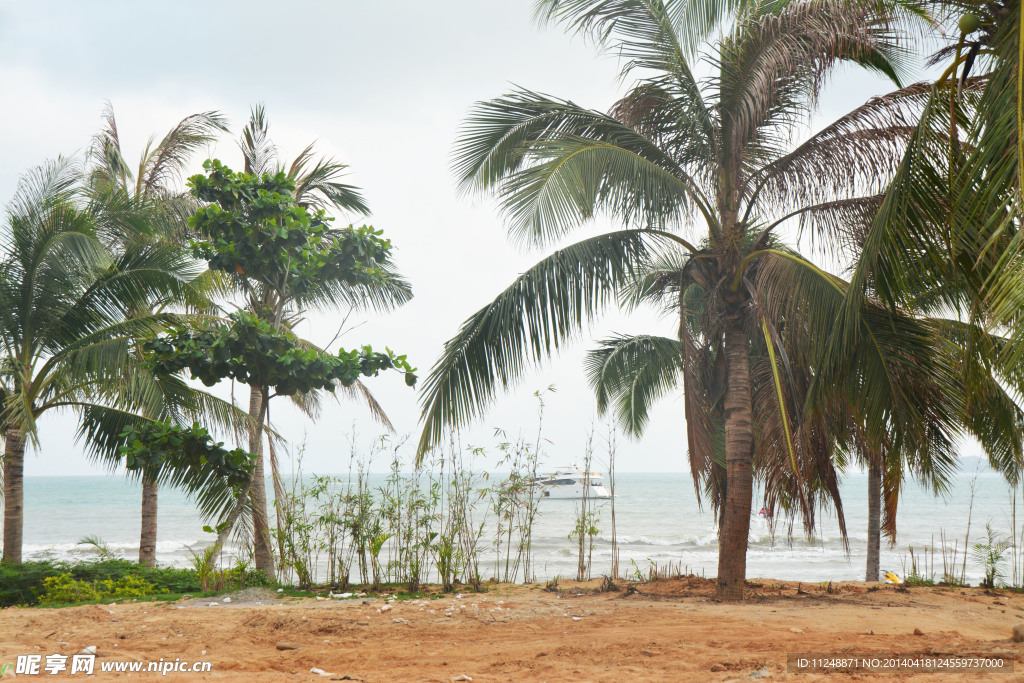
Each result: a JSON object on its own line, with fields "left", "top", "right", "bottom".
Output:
{"left": 903, "top": 575, "right": 935, "bottom": 587}
{"left": 66, "top": 558, "right": 201, "bottom": 595}
{"left": 0, "top": 561, "right": 66, "bottom": 606}
{"left": 40, "top": 573, "right": 157, "bottom": 605}
{"left": 40, "top": 574, "right": 100, "bottom": 604}
{"left": 96, "top": 575, "right": 156, "bottom": 599}
{"left": 1, "top": 557, "right": 274, "bottom": 607}
{"left": 189, "top": 549, "right": 273, "bottom": 592}
{"left": 232, "top": 566, "right": 274, "bottom": 588}
{"left": 0, "top": 559, "right": 203, "bottom": 607}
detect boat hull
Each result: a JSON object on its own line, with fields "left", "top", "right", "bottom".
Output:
{"left": 540, "top": 484, "right": 612, "bottom": 499}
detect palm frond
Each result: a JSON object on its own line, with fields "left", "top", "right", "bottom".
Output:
{"left": 417, "top": 229, "right": 650, "bottom": 458}
{"left": 455, "top": 89, "right": 715, "bottom": 245}
{"left": 86, "top": 101, "right": 134, "bottom": 193}
{"left": 584, "top": 333, "right": 681, "bottom": 435}
{"left": 535, "top": 0, "right": 753, "bottom": 68}
{"left": 748, "top": 78, "right": 983, "bottom": 217}
{"left": 139, "top": 111, "right": 228, "bottom": 197}
{"left": 288, "top": 147, "right": 370, "bottom": 216}
{"left": 718, "top": 0, "right": 911, "bottom": 195}
{"left": 240, "top": 104, "right": 277, "bottom": 176}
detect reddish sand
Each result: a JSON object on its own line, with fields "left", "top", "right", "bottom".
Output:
{"left": 3, "top": 578, "right": 1024, "bottom": 681}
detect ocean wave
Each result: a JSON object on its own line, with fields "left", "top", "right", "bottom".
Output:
{"left": 597, "top": 533, "right": 720, "bottom": 547}
{"left": 600, "top": 534, "right": 678, "bottom": 546}
{"left": 23, "top": 538, "right": 206, "bottom": 565}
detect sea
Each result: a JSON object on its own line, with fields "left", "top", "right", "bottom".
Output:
{"left": 15, "top": 463, "right": 1021, "bottom": 586}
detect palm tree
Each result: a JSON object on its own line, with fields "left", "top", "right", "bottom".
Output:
{"left": 417, "top": 0, "right": 935, "bottom": 599}
{"left": 813, "top": 2, "right": 1024, "bottom": 577}
{"left": 85, "top": 102, "right": 228, "bottom": 567}
{"left": 857, "top": 317, "right": 1024, "bottom": 582}
{"left": 211, "top": 106, "right": 412, "bottom": 576}
{"left": 585, "top": 250, "right": 1022, "bottom": 582}
{"left": 833, "top": 1, "right": 1022, "bottom": 401}
{"left": 0, "top": 159, "right": 200, "bottom": 564}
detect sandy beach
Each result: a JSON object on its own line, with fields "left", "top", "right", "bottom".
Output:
{"left": 3, "top": 578, "right": 1023, "bottom": 681}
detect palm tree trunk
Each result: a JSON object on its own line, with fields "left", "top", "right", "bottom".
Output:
{"left": 249, "top": 385, "right": 275, "bottom": 576}
{"left": 2, "top": 427, "right": 25, "bottom": 565}
{"left": 139, "top": 474, "right": 158, "bottom": 567}
{"left": 717, "top": 316, "right": 754, "bottom": 601}
{"left": 267, "top": 436, "right": 288, "bottom": 569}
{"left": 866, "top": 456, "right": 881, "bottom": 582}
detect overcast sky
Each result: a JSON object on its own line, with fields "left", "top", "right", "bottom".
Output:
{"left": 0, "top": 1, "right": 945, "bottom": 476}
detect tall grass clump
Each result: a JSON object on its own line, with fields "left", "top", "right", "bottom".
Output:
{"left": 489, "top": 430, "right": 542, "bottom": 583}
{"left": 432, "top": 432, "right": 488, "bottom": 591}
{"left": 571, "top": 430, "right": 600, "bottom": 582}
{"left": 271, "top": 434, "right": 379, "bottom": 589}
{"left": 379, "top": 435, "right": 440, "bottom": 592}
{"left": 606, "top": 424, "right": 619, "bottom": 579}
{"left": 487, "top": 389, "right": 549, "bottom": 584}
{"left": 274, "top": 466, "right": 320, "bottom": 589}
{"left": 938, "top": 530, "right": 966, "bottom": 587}
{"left": 268, "top": 430, "right": 493, "bottom": 591}
{"left": 265, "top": 394, "right": 566, "bottom": 591}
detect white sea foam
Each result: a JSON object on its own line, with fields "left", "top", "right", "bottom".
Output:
{"left": 602, "top": 535, "right": 678, "bottom": 546}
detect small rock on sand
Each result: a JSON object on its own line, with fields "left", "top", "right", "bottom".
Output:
{"left": 276, "top": 642, "right": 301, "bottom": 651}
{"left": 1012, "top": 624, "right": 1024, "bottom": 642}
{"left": 789, "top": 627, "right": 803, "bottom": 634}
{"left": 913, "top": 628, "right": 924, "bottom": 636}
{"left": 80, "top": 646, "right": 96, "bottom": 655}
{"left": 452, "top": 676, "right": 472, "bottom": 682}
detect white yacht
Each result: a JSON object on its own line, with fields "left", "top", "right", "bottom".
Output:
{"left": 535, "top": 466, "right": 612, "bottom": 499}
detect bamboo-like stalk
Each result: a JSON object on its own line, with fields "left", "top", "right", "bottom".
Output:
{"left": 608, "top": 424, "right": 618, "bottom": 580}
{"left": 961, "top": 473, "right": 978, "bottom": 585}
{"left": 1011, "top": 484, "right": 1018, "bottom": 587}
{"left": 1019, "top": 482, "right": 1024, "bottom": 589}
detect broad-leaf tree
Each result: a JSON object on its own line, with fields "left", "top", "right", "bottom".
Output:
{"left": 222, "top": 108, "right": 413, "bottom": 575}
{"left": 184, "top": 159, "right": 414, "bottom": 573}
{"left": 143, "top": 310, "right": 415, "bottom": 553}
